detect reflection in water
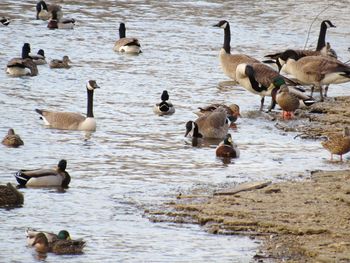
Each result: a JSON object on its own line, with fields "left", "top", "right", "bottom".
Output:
{"left": 0, "top": 0, "right": 349, "bottom": 262}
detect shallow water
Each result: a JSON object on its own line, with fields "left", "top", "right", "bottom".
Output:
{"left": 0, "top": 1, "right": 350, "bottom": 262}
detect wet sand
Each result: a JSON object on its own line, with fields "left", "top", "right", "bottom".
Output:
{"left": 147, "top": 96, "right": 350, "bottom": 262}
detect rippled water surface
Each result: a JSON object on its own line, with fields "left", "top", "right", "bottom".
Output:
{"left": 1, "top": 1, "right": 350, "bottom": 262}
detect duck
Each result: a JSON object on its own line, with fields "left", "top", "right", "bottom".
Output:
{"left": 235, "top": 62, "right": 299, "bottom": 111}
{"left": 153, "top": 90, "right": 175, "bottom": 115}
{"left": 113, "top": 23, "right": 141, "bottom": 54}
{"left": 6, "top": 43, "right": 38, "bottom": 77}
{"left": 186, "top": 107, "right": 229, "bottom": 139}
{"left": 0, "top": 183, "right": 24, "bottom": 207}
{"left": 32, "top": 232, "right": 85, "bottom": 255}
{"left": 274, "top": 85, "right": 315, "bottom": 119}
{"left": 30, "top": 49, "right": 47, "bottom": 65}
{"left": 26, "top": 229, "right": 71, "bottom": 246}
{"left": 321, "top": 127, "right": 350, "bottom": 161}
{"left": 14, "top": 159, "right": 70, "bottom": 188}
{"left": 47, "top": 10, "right": 75, "bottom": 29}
{"left": 2, "top": 128, "right": 24, "bottom": 148}
{"left": 278, "top": 49, "right": 350, "bottom": 101}
{"left": 215, "top": 133, "right": 240, "bottom": 158}
{"left": 0, "top": 17, "right": 10, "bottom": 26}
{"left": 35, "top": 80, "right": 100, "bottom": 131}
{"left": 213, "top": 20, "right": 260, "bottom": 82}
{"left": 196, "top": 103, "right": 241, "bottom": 123}
{"left": 49, "top": 55, "right": 71, "bottom": 68}
{"left": 36, "top": 0, "right": 63, "bottom": 20}
{"left": 184, "top": 121, "right": 203, "bottom": 147}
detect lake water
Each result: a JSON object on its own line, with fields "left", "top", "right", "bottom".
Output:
{"left": 0, "top": 1, "right": 349, "bottom": 262}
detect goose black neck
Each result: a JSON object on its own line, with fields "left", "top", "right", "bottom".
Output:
{"left": 87, "top": 88, "right": 94, "bottom": 118}
{"left": 119, "top": 25, "right": 126, "bottom": 38}
{"left": 223, "top": 23, "right": 231, "bottom": 54}
{"left": 248, "top": 74, "right": 266, "bottom": 92}
{"left": 316, "top": 23, "right": 327, "bottom": 51}
{"left": 193, "top": 124, "right": 203, "bottom": 138}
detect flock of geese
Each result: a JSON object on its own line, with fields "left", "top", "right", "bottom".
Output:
{"left": 1, "top": 0, "right": 350, "bottom": 257}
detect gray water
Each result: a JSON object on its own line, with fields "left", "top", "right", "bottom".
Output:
{"left": 0, "top": 1, "right": 350, "bottom": 262}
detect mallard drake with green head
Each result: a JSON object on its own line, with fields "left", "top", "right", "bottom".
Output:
{"left": 2, "top": 128, "right": 24, "bottom": 148}
{"left": 321, "top": 127, "right": 350, "bottom": 161}
{"left": 14, "top": 159, "right": 70, "bottom": 188}
{"left": 216, "top": 133, "right": 240, "bottom": 158}
{"left": 30, "top": 49, "right": 47, "bottom": 65}
{"left": 153, "top": 90, "right": 175, "bottom": 115}
{"left": 26, "top": 229, "right": 70, "bottom": 246}
{"left": 0, "top": 183, "right": 24, "bottom": 207}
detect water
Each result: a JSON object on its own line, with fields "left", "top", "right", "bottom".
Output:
{"left": 0, "top": 1, "right": 349, "bottom": 262}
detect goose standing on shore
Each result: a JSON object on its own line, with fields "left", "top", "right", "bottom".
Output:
{"left": 213, "top": 20, "right": 260, "bottom": 82}
{"left": 113, "top": 23, "right": 141, "bottom": 54}
{"left": 35, "top": 80, "right": 100, "bottom": 131}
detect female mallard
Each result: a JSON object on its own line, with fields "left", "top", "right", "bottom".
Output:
{"left": 0, "top": 183, "right": 24, "bottom": 207}
{"left": 113, "top": 23, "right": 141, "bottom": 54}
{"left": 153, "top": 90, "right": 175, "bottom": 115}
{"left": 321, "top": 127, "right": 350, "bottom": 161}
{"left": 6, "top": 43, "right": 38, "bottom": 77}
{"left": 49, "top": 55, "right": 71, "bottom": 69}
{"left": 26, "top": 229, "right": 71, "bottom": 246}
{"left": 184, "top": 121, "right": 203, "bottom": 147}
{"left": 32, "top": 232, "right": 85, "bottom": 254}
{"left": 36, "top": 0, "right": 62, "bottom": 21}
{"left": 47, "top": 10, "right": 75, "bottom": 29}
{"left": 14, "top": 159, "right": 70, "bottom": 188}
{"left": 2, "top": 128, "right": 24, "bottom": 148}
{"left": 30, "top": 49, "right": 47, "bottom": 65}
{"left": 196, "top": 103, "right": 240, "bottom": 123}
{"left": 216, "top": 133, "right": 240, "bottom": 158}
{"left": 0, "top": 17, "right": 10, "bottom": 26}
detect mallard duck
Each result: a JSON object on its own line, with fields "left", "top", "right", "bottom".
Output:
{"left": 216, "top": 133, "right": 240, "bottom": 158}
{"left": 6, "top": 43, "right": 38, "bottom": 77}
{"left": 184, "top": 121, "right": 203, "bottom": 147}
{"left": 2, "top": 128, "right": 24, "bottom": 148}
{"left": 0, "top": 183, "right": 24, "bottom": 207}
{"left": 196, "top": 103, "right": 240, "bottom": 123}
{"left": 30, "top": 49, "right": 47, "bottom": 65}
{"left": 36, "top": 0, "right": 63, "bottom": 20}
{"left": 47, "top": 10, "right": 75, "bottom": 29}
{"left": 113, "top": 22, "right": 141, "bottom": 54}
{"left": 153, "top": 90, "right": 175, "bottom": 115}
{"left": 14, "top": 159, "right": 70, "bottom": 188}
{"left": 49, "top": 55, "right": 71, "bottom": 68}
{"left": 26, "top": 229, "right": 70, "bottom": 246}
{"left": 213, "top": 20, "right": 260, "bottom": 82}
{"left": 32, "top": 232, "right": 85, "bottom": 254}
{"left": 0, "top": 17, "right": 10, "bottom": 26}
{"left": 321, "top": 127, "right": 350, "bottom": 161}
{"left": 274, "top": 85, "right": 315, "bottom": 119}
{"left": 35, "top": 80, "right": 99, "bottom": 131}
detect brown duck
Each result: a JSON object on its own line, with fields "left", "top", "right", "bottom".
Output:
{"left": 321, "top": 127, "right": 350, "bottom": 161}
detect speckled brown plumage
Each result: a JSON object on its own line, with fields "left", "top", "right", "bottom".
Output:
{"left": 0, "top": 183, "right": 24, "bottom": 207}
{"left": 2, "top": 128, "right": 24, "bottom": 148}
{"left": 321, "top": 127, "right": 350, "bottom": 161}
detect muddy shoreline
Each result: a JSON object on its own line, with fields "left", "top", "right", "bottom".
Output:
{"left": 146, "top": 96, "right": 350, "bottom": 262}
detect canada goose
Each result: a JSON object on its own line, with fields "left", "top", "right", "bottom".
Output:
{"left": 6, "top": 43, "right": 38, "bottom": 77}
{"left": 186, "top": 107, "right": 229, "bottom": 139}
{"left": 36, "top": 0, "right": 62, "bottom": 20}
{"left": 153, "top": 90, "right": 175, "bottom": 115}
{"left": 274, "top": 85, "right": 315, "bottom": 119}
{"left": 321, "top": 127, "right": 350, "bottom": 161}
{"left": 14, "top": 159, "right": 70, "bottom": 188}
{"left": 32, "top": 232, "right": 85, "bottom": 254}
{"left": 35, "top": 80, "right": 99, "bottom": 131}
{"left": 2, "top": 128, "right": 24, "bottom": 148}
{"left": 0, "top": 17, "right": 10, "bottom": 26}
{"left": 49, "top": 55, "right": 71, "bottom": 69}
{"left": 278, "top": 49, "right": 350, "bottom": 101}
{"left": 235, "top": 62, "right": 299, "bottom": 111}
{"left": 265, "top": 20, "right": 337, "bottom": 62}
{"left": 216, "top": 133, "right": 240, "bottom": 158}
{"left": 0, "top": 183, "right": 24, "bottom": 207}
{"left": 113, "top": 23, "right": 141, "bottom": 54}
{"left": 30, "top": 49, "right": 47, "bottom": 65}
{"left": 26, "top": 229, "right": 71, "bottom": 246}
{"left": 184, "top": 121, "right": 203, "bottom": 147}
{"left": 196, "top": 103, "right": 241, "bottom": 123}
{"left": 47, "top": 10, "right": 75, "bottom": 29}
{"left": 213, "top": 20, "right": 260, "bottom": 82}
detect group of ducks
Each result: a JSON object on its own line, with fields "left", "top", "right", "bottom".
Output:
{"left": 2, "top": 1, "right": 350, "bottom": 256}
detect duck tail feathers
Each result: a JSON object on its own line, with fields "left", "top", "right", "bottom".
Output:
{"left": 14, "top": 171, "right": 30, "bottom": 186}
